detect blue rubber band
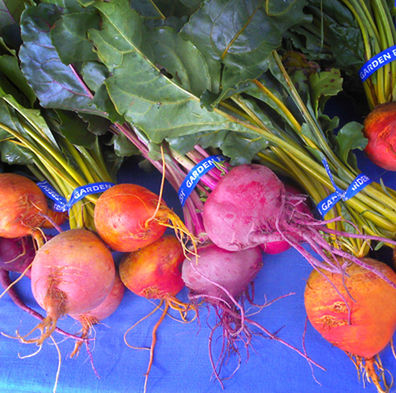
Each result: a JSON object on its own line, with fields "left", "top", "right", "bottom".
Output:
{"left": 316, "top": 158, "right": 371, "bottom": 217}
{"left": 178, "top": 155, "right": 225, "bottom": 207}
{"left": 359, "top": 45, "right": 396, "bottom": 81}
{"left": 37, "top": 181, "right": 115, "bottom": 212}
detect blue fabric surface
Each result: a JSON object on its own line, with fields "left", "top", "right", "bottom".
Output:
{"left": 0, "top": 156, "right": 395, "bottom": 393}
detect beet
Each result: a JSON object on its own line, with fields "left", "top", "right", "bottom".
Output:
{"left": 94, "top": 184, "right": 168, "bottom": 252}
{"left": 26, "top": 229, "right": 115, "bottom": 345}
{"left": 202, "top": 163, "right": 396, "bottom": 289}
{"left": 305, "top": 257, "right": 396, "bottom": 392}
{"left": 69, "top": 273, "right": 125, "bottom": 357}
{"left": 0, "top": 173, "right": 48, "bottom": 239}
{"left": 363, "top": 102, "right": 396, "bottom": 171}
{"left": 182, "top": 243, "right": 320, "bottom": 386}
{"left": 0, "top": 236, "right": 35, "bottom": 277}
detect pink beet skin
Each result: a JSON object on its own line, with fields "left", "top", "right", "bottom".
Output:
{"left": 181, "top": 243, "right": 263, "bottom": 300}
{"left": 203, "top": 164, "right": 285, "bottom": 252}
{"left": 260, "top": 184, "right": 312, "bottom": 254}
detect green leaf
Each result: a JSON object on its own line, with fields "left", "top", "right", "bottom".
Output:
{"left": 168, "top": 129, "right": 266, "bottom": 164}
{"left": 264, "top": 0, "right": 304, "bottom": 16}
{"left": 0, "top": 140, "right": 34, "bottom": 165}
{"left": 143, "top": 26, "right": 219, "bottom": 98}
{"left": 0, "top": 0, "right": 26, "bottom": 24}
{"left": 41, "top": 0, "right": 82, "bottom": 10}
{"left": 19, "top": 3, "right": 105, "bottom": 116}
{"left": 335, "top": 121, "right": 367, "bottom": 166}
{"left": 0, "top": 55, "right": 36, "bottom": 105}
{"left": 53, "top": 110, "right": 95, "bottom": 147}
{"left": 131, "top": 0, "right": 201, "bottom": 19}
{"left": 0, "top": 0, "right": 26, "bottom": 48}
{"left": 79, "top": 61, "right": 124, "bottom": 123}
{"left": 89, "top": 0, "right": 249, "bottom": 143}
{"left": 167, "top": 130, "right": 227, "bottom": 155}
{"left": 80, "top": 61, "right": 107, "bottom": 92}
{"left": 309, "top": 69, "right": 343, "bottom": 116}
{"left": 181, "top": 0, "right": 308, "bottom": 100}
{"left": 0, "top": 87, "right": 59, "bottom": 148}
{"left": 112, "top": 132, "right": 140, "bottom": 157}
{"left": 78, "top": 113, "right": 112, "bottom": 136}
{"left": 0, "top": 36, "right": 15, "bottom": 55}
{"left": 50, "top": 6, "right": 100, "bottom": 65}
{"left": 289, "top": 0, "right": 364, "bottom": 73}
{"left": 0, "top": 99, "right": 41, "bottom": 165}
{"left": 92, "top": 84, "right": 124, "bottom": 124}
{"left": 220, "top": 132, "right": 267, "bottom": 165}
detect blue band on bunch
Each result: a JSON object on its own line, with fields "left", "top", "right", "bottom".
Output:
{"left": 37, "top": 181, "right": 115, "bottom": 212}
{"left": 316, "top": 159, "right": 372, "bottom": 217}
{"left": 359, "top": 45, "right": 396, "bottom": 81}
{"left": 178, "top": 155, "right": 225, "bottom": 207}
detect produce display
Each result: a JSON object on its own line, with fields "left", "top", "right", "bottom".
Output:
{"left": 0, "top": 1, "right": 395, "bottom": 393}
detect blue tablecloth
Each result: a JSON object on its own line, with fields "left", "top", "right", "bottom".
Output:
{"left": 0, "top": 154, "right": 395, "bottom": 393}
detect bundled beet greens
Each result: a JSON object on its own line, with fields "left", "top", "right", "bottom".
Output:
{"left": 2, "top": 0, "right": 392, "bottom": 256}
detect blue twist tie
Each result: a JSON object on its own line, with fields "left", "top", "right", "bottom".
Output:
{"left": 37, "top": 181, "right": 115, "bottom": 212}
{"left": 316, "top": 158, "right": 371, "bottom": 217}
{"left": 359, "top": 45, "right": 396, "bottom": 81}
{"left": 178, "top": 155, "right": 225, "bottom": 207}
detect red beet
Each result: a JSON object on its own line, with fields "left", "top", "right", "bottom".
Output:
{"left": 202, "top": 163, "right": 396, "bottom": 290}
{"left": 260, "top": 184, "right": 312, "bottom": 254}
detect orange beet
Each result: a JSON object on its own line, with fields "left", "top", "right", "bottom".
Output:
{"left": 0, "top": 173, "right": 48, "bottom": 238}
{"left": 69, "top": 272, "right": 125, "bottom": 357}
{"left": 119, "top": 235, "right": 185, "bottom": 299}
{"left": 94, "top": 184, "right": 167, "bottom": 252}
{"left": 29, "top": 229, "right": 115, "bottom": 345}
{"left": 305, "top": 258, "right": 396, "bottom": 391}
{"left": 363, "top": 102, "right": 396, "bottom": 171}
{"left": 305, "top": 258, "right": 396, "bottom": 357}
{"left": 120, "top": 235, "right": 192, "bottom": 392}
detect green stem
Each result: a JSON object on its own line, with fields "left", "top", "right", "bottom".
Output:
{"left": 90, "top": 138, "right": 114, "bottom": 183}
{"left": 217, "top": 105, "right": 396, "bottom": 230}
{"left": 64, "top": 140, "right": 95, "bottom": 184}
{"left": 272, "top": 51, "right": 341, "bottom": 168}
{"left": 18, "top": 123, "right": 87, "bottom": 185}
{"left": 373, "top": 0, "right": 396, "bottom": 101}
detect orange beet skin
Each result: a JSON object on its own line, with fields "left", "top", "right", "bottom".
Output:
{"left": 94, "top": 184, "right": 167, "bottom": 252}
{"left": 31, "top": 229, "right": 116, "bottom": 317}
{"left": 119, "top": 235, "right": 185, "bottom": 299}
{"left": 363, "top": 102, "right": 396, "bottom": 171}
{"left": 304, "top": 258, "right": 396, "bottom": 359}
{"left": 0, "top": 173, "right": 48, "bottom": 238}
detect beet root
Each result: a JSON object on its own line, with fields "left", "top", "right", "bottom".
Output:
{"left": 94, "top": 184, "right": 167, "bottom": 252}
{"left": 305, "top": 257, "right": 396, "bottom": 392}
{"left": 26, "top": 229, "right": 115, "bottom": 345}
{"left": 0, "top": 173, "right": 48, "bottom": 239}
{"left": 202, "top": 163, "right": 396, "bottom": 290}
{"left": 69, "top": 272, "right": 125, "bottom": 357}
{"left": 182, "top": 243, "right": 321, "bottom": 386}
{"left": 363, "top": 102, "right": 396, "bottom": 171}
